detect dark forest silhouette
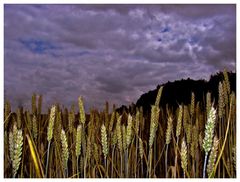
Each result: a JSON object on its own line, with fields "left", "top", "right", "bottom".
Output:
{"left": 116, "top": 71, "right": 236, "bottom": 114}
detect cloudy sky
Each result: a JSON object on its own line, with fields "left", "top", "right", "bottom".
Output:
{"left": 4, "top": 4, "right": 236, "bottom": 112}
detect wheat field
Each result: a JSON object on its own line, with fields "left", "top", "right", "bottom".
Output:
{"left": 4, "top": 70, "right": 236, "bottom": 178}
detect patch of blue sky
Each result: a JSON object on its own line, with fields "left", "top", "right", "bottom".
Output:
{"left": 161, "top": 27, "right": 171, "bottom": 33}
{"left": 19, "top": 38, "right": 60, "bottom": 54}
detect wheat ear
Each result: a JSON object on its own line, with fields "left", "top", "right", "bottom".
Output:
{"left": 181, "top": 138, "right": 187, "bottom": 178}
{"left": 206, "top": 92, "right": 211, "bottom": 116}
{"left": 101, "top": 124, "right": 108, "bottom": 173}
{"left": 174, "top": 105, "right": 183, "bottom": 177}
{"left": 76, "top": 124, "right": 82, "bottom": 158}
{"left": 126, "top": 114, "right": 133, "bottom": 148}
{"left": 218, "top": 82, "right": 225, "bottom": 119}
{"left": 9, "top": 123, "right": 23, "bottom": 178}
{"left": 190, "top": 92, "right": 195, "bottom": 117}
{"left": 45, "top": 105, "right": 56, "bottom": 177}
{"left": 207, "top": 136, "right": 219, "bottom": 177}
{"left": 61, "top": 129, "right": 69, "bottom": 177}
{"left": 155, "top": 86, "right": 163, "bottom": 106}
{"left": 165, "top": 115, "right": 173, "bottom": 177}
{"left": 223, "top": 69, "right": 230, "bottom": 94}
{"left": 78, "top": 96, "right": 86, "bottom": 125}
{"left": 203, "top": 105, "right": 216, "bottom": 178}
{"left": 149, "top": 105, "right": 159, "bottom": 149}
{"left": 176, "top": 105, "right": 183, "bottom": 138}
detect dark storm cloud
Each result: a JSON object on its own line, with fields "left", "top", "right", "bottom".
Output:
{"left": 4, "top": 4, "right": 236, "bottom": 111}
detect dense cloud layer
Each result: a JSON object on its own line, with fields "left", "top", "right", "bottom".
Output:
{"left": 4, "top": 4, "right": 236, "bottom": 112}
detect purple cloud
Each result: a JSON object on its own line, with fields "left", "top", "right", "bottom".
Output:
{"left": 4, "top": 4, "right": 236, "bottom": 112}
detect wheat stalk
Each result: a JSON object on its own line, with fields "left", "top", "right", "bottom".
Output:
{"left": 4, "top": 100, "right": 11, "bottom": 125}
{"left": 206, "top": 92, "right": 211, "bottom": 116}
{"left": 232, "top": 145, "right": 236, "bottom": 171}
{"left": 104, "top": 101, "right": 109, "bottom": 129}
{"left": 218, "top": 82, "right": 225, "bottom": 119}
{"left": 209, "top": 93, "right": 234, "bottom": 178}
{"left": 155, "top": 86, "right": 163, "bottom": 106}
{"left": 101, "top": 124, "right": 108, "bottom": 160}
{"left": 134, "top": 109, "right": 140, "bottom": 177}
{"left": 13, "top": 129, "right": 23, "bottom": 178}
{"left": 54, "top": 111, "right": 62, "bottom": 145}
{"left": 37, "top": 94, "right": 42, "bottom": 115}
{"left": 9, "top": 124, "right": 16, "bottom": 168}
{"left": 183, "top": 105, "right": 189, "bottom": 129}
{"left": 111, "top": 128, "right": 117, "bottom": 177}
{"left": 165, "top": 115, "right": 173, "bottom": 177}
{"left": 111, "top": 129, "right": 117, "bottom": 147}
{"left": 47, "top": 105, "right": 56, "bottom": 142}
{"left": 122, "top": 125, "right": 127, "bottom": 152}
{"left": 207, "top": 136, "right": 219, "bottom": 177}
{"left": 180, "top": 138, "right": 187, "bottom": 178}
{"left": 75, "top": 124, "right": 82, "bottom": 177}
{"left": 186, "top": 123, "right": 192, "bottom": 145}
{"left": 139, "top": 137, "right": 144, "bottom": 177}
{"left": 32, "top": 114, "right": 38, "bottom": 140}
{"left": 191, "top": 124, "right": 199, "bottom": 177}
{"left": 223, "top": 69, "right": 230, "bottom": 94}
{"left": 9, "top": 131, "right": 14, "bottom": 163}
{"left": 61, "top": 129, "right": 69, "bottom": 177}
{"left": 109, "top": 109, "right": 115, "bottom": 132}
{"left": 174, "top": 105, "right": 183, "bottom": 177}
{"left": 126, "top": 114, "right": 133, "bottom": 148}
{"left": 203, "top": 106, "right": 216, "bottom": 153}
{"left": 17, "top": 109, "right": 21, "bottom": 129}
{"left": 135, "top": 109, "right": 140, "bottom": 135}
{"left": 85, "top": 135, "right": 92, "bottom": 177}
{"left": 116, "top": 115, "right": 123, "bottom": 153}
{"left": 222, "top": 81, "right": 229, "bottom": 106}
{"left": 190, "top": 125, "right": 198, "bottom": 158}
{"left": 76, "top": 124, "right": 82, "bottom": 158}
{"left": 68, "top": 105, "right": 75, "bottom": 134}
{"left": 93, "top": 143, "right": 99, "bottom": 163}
{"left": 148, "top": 91, "right": 161, "bottom": 177}
{"left": 25, "top": 111, "right": 32, "bottom": 134}
{"left": 149, "top": 105, "right": 159, "bottom": 149}
{"left": 176, "top": 105, "right": 183, "bottom": 138}
{"left": 81, "top": 127, "right": 86, "bottom": 160}
{"left": 4, "top": 100, "right": 11, "bottom": 117}
{"left": 78, "top": 96, "right": 86, "bottom": 125}
{"left": 190, "top": 92, "right": 195, "bottom": 117}
{"left": 45, "top": 105, "right": 56, "bottom": 177}
{"left": 116, "top": 115, "right": 123, "bottom": 177}
{"left": 166, "top": 116, "right": 173, "bottom": 145}
{"left": 9, "top": 123, "right": 23, "bottom": 178}
{"left": 31, "top": 93, "right": 37, "bottom": 115}
{"left": 101, "top": 124, "right": 108, "bottom": 176}
{"left": 203, "top": 105, "right": 216, "bottom": 178}
{"left": 199, "top": 131, "right": 203, "bottom": 151}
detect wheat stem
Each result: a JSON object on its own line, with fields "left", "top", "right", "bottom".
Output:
{"left": 45, "top": 105, "right": 56, "bottom": 177}
{"left": 203, "top": 154, "right": 208, "bottom": 178}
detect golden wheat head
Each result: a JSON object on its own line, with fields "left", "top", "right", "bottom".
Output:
{"left": 47, "top": 105, "right": 56, "bottom": 142}
{"left": 203, "top": 105, "right": 216, "bottom": 153}
{"left": 101, "top": 124, "right": 108, "bottom": 159}
{"left": 78, "top": 96, "right": 86, "bottom": 125}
